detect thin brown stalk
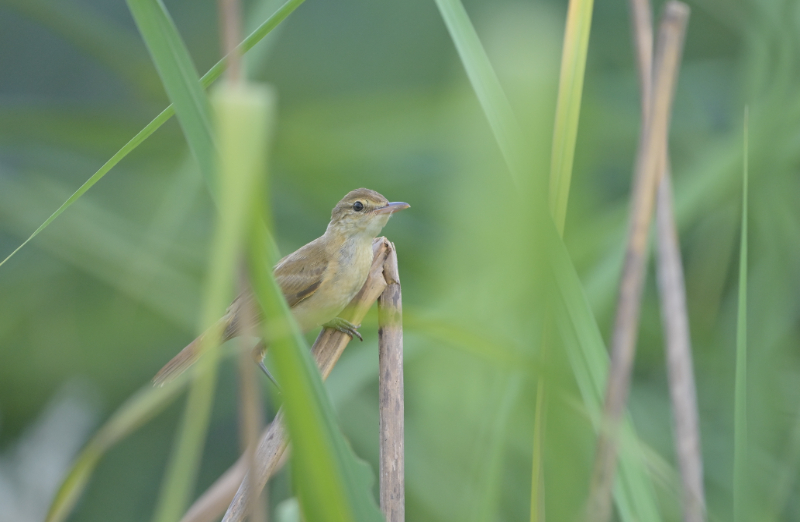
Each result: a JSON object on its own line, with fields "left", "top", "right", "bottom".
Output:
{"left": 656, "top": 170, "right": 705, "bottom": 522}
{"left": 629, "top": 0, "right": 705, "bottom": 519}
{"left": 378, "top": 242, "right": 405, "bottom": 522}
{"left": 628, "top": 0, "right": 654, "bottom": 119}
{"left": 218, "top": 0, "right": 243, "bottom": 82}
{"left": 220, "top": 237, "right": 394, "bottom": 522}
{"left": 236, "top": 271, "right": 266, "bottom": 522}
{"left": 585, "top": 4, "right": 689, "bottom": 522}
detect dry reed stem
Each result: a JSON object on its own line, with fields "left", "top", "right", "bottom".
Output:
{"left": 216, "top": 237, "right": 393, "bottom": 522}
{"left": 218, "top": 0, "right": 243, "bottom": 82}
{"left": 656, "top": 171, "right": 705, "bottom": 522}
{"left": 628, "top": 0, "right": 705, "bottom": 519}
{"left": 378, "top": 243, "right": 405, "bottom": 521}
{"left": 235, "top": 270, "right": 266, "bottom": 522}
{"left": 586, "top": 4, "right": 689, "bottom": 522}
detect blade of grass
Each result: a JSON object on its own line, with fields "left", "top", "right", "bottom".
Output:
{"left": 535, "top": 0, "right": 596, "bottom": 518}
{"left": 545, "top": 217, "right": 662, "bottom": 522}
{"left": 549, "top": 0, "right": 595, "bottom": 234}
{"left": 151, "top": 83, "right": 274, "bottom": 522}
{"left": 126, "top": 0, "right": 216, "bottom": 193}
{"left": 733, "top": 106, "right": 749, "bottom": 522}
{"left": 0, "top": 0, "right": 305, "bottom": 269}
{"left": 433, "top": 0, "right": 526, "bottom": 183}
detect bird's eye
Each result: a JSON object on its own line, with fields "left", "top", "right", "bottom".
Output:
{"left": 353, "top": 201, "right": 365, "bottom": 212}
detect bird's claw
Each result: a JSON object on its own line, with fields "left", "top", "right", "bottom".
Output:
{"left": 322, "top": 317, "right": 363, "bottom": 341}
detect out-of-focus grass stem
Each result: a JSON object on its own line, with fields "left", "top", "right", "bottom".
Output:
{"left": 152, "top": 83, "right": 272, "bottom": 522}
{"left": 433, "top": 0, "right": 526, "bottom": 183}
{"left": 586, "top": 4, "right": 689, "bottom": 522}
{"left": 656, "top": 169, "right": 705, "bottom": 522}
{"left": 733, "top": 107, "right": 749, "bottom": 522}
{"left": 534, "top": 0, "right": 595, "bottom": 518}
{"left": 548, "top": 0, "right": 595, "bottom": 233}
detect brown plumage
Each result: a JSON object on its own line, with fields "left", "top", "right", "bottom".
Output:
{"left": 152, "top": 188, "right": 409, "bottom": 386}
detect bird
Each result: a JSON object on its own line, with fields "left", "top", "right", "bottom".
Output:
{"left": 152, "top": 188, "right": 409, "bottom": 387}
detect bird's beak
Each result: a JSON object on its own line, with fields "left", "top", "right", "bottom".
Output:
{"left": 375, "top": 201, "right": 410, "bottom": 215}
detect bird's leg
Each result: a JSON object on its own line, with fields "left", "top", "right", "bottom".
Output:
{"left": 322, "top": 317, "right": 363, "bottom": 341}
{"left": 252, "top": 342, "right": 281, "bottom": 392}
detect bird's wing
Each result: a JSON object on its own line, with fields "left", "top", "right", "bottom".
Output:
{"left": 274, "top": 238, "right": 328, "bottom": 308}
{"left": 218, "top": 238, "right": 328, "bottom": 340}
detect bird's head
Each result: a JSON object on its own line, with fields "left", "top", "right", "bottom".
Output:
{"left": 328, "top": 188, "right": 409, "bottom": 239}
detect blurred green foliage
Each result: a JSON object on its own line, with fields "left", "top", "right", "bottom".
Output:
{"left": 0, "top": 0, "right": 799, "bottom": 521}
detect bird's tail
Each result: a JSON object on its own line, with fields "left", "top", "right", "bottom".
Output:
{"left": 152, "top": 317, "right": 232, "bottom": 387}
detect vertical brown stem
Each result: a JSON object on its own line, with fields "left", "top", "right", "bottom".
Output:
{"left": 378, "top": 242, "right": 405, "bottom": 522}
{"left": 585, "top": 4, "right": 689, "bottom": 522}
{"left": 629, "top": 0, "right": 706, "bottom": 519}
{"left": 656, "top": 170, "right": 706, "bottom": 522}
{"left": 235, "top": 272, "right": 266, "bottom": 522}
{"left": 218, "top": 0, "right": 243, "bottom": 82}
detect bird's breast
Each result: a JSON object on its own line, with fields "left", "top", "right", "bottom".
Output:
{"left": 291, "top": 237, "right": 373, "bottom": 330}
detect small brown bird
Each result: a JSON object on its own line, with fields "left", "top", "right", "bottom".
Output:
{"left": 153, "top": 188, "right": 409, "bottom": 386}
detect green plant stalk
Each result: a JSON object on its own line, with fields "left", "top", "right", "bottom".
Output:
{"left": 0, "top": 0, "right": 305, "bottom": 269}
{"left": 546, "top": 216, "right": 661, "bottom": 522}
{"left": 733, "top": 107, "right": 749, "bottom": 522}
{"left": 126, "top": 0, "right": 216, "bottom": 191}
{"left": 152, "top": 83, "right": 273, "bottom": 522}
{"left": 534, "top": 0, "right": 595, "bottom": 517}
{"left": 549, "top": 0, "right": 594, "bottom": 235}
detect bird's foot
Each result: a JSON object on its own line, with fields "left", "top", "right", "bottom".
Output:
{"left": 322, "top": 317, "right": 363, "bottom": 341}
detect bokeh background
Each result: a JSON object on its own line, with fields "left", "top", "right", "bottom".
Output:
{"left": 1, "top": 0, "right": 798, "bottom": 521}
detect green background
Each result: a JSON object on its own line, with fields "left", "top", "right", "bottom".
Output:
{"left": 0, "top": 0, "right": 797, "bottom": 520}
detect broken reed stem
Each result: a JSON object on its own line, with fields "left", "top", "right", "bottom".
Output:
{"left": 586, "top": 4, "right": 689, "bottom": 522}
{"left": 656, "top": 170, "right": 706, "bottom": 522}
{"left": 628, "top": 0, "right": 705, "bottom": 519}
{"left": 378, "top": 242, "right": 405, "bottom": 522}
{"left": 217, "top": 237, "right": 393, "bottom": 522}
